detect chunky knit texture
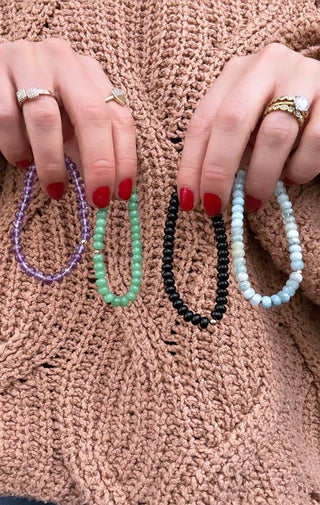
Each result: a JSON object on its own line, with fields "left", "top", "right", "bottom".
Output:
{"left": 0, "top": 1, "right": 320, "bottom": 504}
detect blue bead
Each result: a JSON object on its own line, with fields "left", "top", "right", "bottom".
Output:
{"left": 285, "top": 223, "right": 297, "bottom": 232}
{"left": 234, "top": 264, "right": 247, "bottom": 274}
{"left": 243, "top": 287, "right": 255, "bottom": 299}
{"left": 233, "top": 197, "right": 245, "bottom": 206}
{"left": 231, "top": 234, "right": 243, "bottom": 243}
{"left": 289, "top": 244, "right": 301, "bottom": 253}
{"left": 233, "top": 257, "right": 246, "bottom": 267}
{"left": 290, "top": 252, "right": 302, "bottom": 261}
{"left": 282, "top": 285, "right": 296, "bottom": 297}
{"left": 231, "top": 218, "right": 243, "bottom": 228}
{"left": 288, "top": 236, "right": 300, "bottom": 245}
{"left": 277, "top": 291, "right": 290, "bottom": 303}
{"left": 236, "top": 272, "right": 248, "bottom": 282}
{"left": 290, "top": 271, "right": 303, "bottom": 283}
{"left": 250, "top": 293, "right": 262, "bottom": 306}
{"left": 286, "top": 279, "right": 299, "bottom": 290}
{"left": 232, "top": 204, "right": 244, "bottom": 213}
{"left": 277, "top": 193, "right": 289, "bottom": 204}
{"left": 239, "top": 281, "right": 251, "bottom": 291}
{"left": 291, "top": 260, "right": 304, "bottom": 271}
{"left": 280, "top": 201, "right": 292, "bottom": 210}
{"left": 271, "top": 294, "right": 282, "bottom": 306}
{"left": 233, "top": 189, "right": 245, "bottom": 198}
{"left": 287, "top": 229, "right": 299, "bottom": 239}
{"left": 232, "top": 211, "right": 243, "bottom": 220}
{"left": 274, "top": 183, "right": 286, "bottom": 196}
{"left": 261, "top": 296, "right": 272, "bottom": 309}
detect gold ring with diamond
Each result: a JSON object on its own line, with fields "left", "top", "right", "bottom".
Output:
{"left": 16, "top": 87, "right": 57, "bottom": 107}
{"left": 104, "top": 88, "right": 127, "bottom": 106}
{"left": 262, "top": 95, "right": 310, "bottom": 132}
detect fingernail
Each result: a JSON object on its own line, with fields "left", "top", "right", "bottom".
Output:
{"left": 46, "top": 182, "right": 65, "bottom": 200}
{"left": 284, "top": 177, "right": 297, "bottom": 187}
{"left": 15, "top": 159, "right": 31, "bottom": 169}
{"left": 92, "top": 186, "right": 110, "bottom": 208}
{"left": 118, "top": 178, "right": 132, "bottom": 200}
{"left": 245, "top": 194, "right": 261, "bottom": 213}
{"left": 179, "top": 187, "right": 194, "bottom": 211}
{"left": 203, "top": 193, "right": 221, "bottom": 217}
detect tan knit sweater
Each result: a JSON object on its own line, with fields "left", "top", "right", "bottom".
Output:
{"left": 0, "top": 1, "right": 320, "bottom": 504}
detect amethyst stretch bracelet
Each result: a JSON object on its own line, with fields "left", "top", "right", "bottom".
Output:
{"left": 11, "top": 156, "right": 91, "bottom": 284}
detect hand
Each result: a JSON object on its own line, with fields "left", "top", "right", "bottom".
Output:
{"left": 0, "top": 38, "right": 136, "bottom": 206}
{"left": 178, "top": 43, "right": 320, "bottom": 215}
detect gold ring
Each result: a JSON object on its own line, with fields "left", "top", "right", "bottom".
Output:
{"left": 104, "top": 88, "right": 127, "bottom": 106}
{"left": 262, "top": 95, "right": 310, "bottom": 132}
{"left": 16, "top": 87, "right": 57, "bottom": 106}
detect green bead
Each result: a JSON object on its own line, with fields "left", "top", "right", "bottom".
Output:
{"left": 96, "top": 216, "right": 107, "bottom": 225}
{"left": 93, "top": 233, "right": 104, "bottom": 242}
{"left": 132, "top": 261, "right": 142, "bottom": 270}
{"left": 132, "top": 239, "right": 142, "bottom": 247}
{"left": 129, "top": 284, "right": 140, "bottom": 293}
{"left": 130, "top": 217, "right": 140, "bottom": 226}
{"left": 127, "top": 291, "right": 136, "bottom": 301}
{"left": 119, "top": 295, "right": 130, "bottom": 307}
{"left": 93, "top": 241, "right": 104, "bottom": 250}
{"left": 132, "top": 245, "right": 142, "bottom": 255}
{"left": 94, "top": 264, "right": 106, "bottom": 274}
{"left": 112, "top": 297, "right": 121, "bottom": 307}
{"left": 131, "top": 232, "right": 141, "bottom": 241}
{"left": 129, "top": 210, "right": 139, "bottom": 218}
{"left": 104, "top": 292, "right": 115, "bottom": 303}
{"left": 132, "top": 269, "right": 142, "bottom": 278}
{"left": 95, "top": 270, "right": 106, "bottom": 279}
{"left": 131, "top": 277, "right": 142, "bottom": 286}
{"left": 97, "top": 209, "right": 108, "bottom": 218}
{"left": 130, "top": 192, "right": 138, "bottom": 202}
{"left": 132, "top": 254, "right": 142, "bottom": 263}
{"left": 131, "top": 224, "right": 141, "bottom": 233}
{"left": 96, "top": 278, "right": 107, "bottom": 287}
{"left": 98, "top": 286, "right": 110, "bottom": 295}
{"left": 95, "top": 225, "right": 106, "bottom": 235}
{"left": 128, "top": 202, "right": 138, "bottom": 210}
{"left": 93, "top": 253, "right": 104, "bottom": 261}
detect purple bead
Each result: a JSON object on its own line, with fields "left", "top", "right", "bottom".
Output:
{"left": 12, "top": 219, "right": 24, "bottom": 230}
{"left": 52, "top": 272, "right": 64, "bottom": 283}
{"left": 11, "top": 236, "right": 21, "bottom": 245}
{"left": 78, "top": 208, "right": 89, "bottom": 219}
{"left": 78, "top": 201, "right": 89, "bottom": 210}
{"left": 24, "top": 265, "right": 37, "bottom": 277}
{"left": 15, "top": 210, "right": 26, "bottom": 221}
{"left": 76, "top": 243, "right": 86, "bottom": 254}
{"left": 34, "top": 271, "right": 46, "bottom": 282}
{"left": 23, "top": 186, "right": 34, "bottom": 195}
{"left": 43, "top": 274, "right": 54, "bottom": 285}
{"left": 15, "top": 252, "right": 26, "bottom": 263}
{"left": 17, "top": 202, "right": 28, "bottom": 212}
{"left": 60, "top": 266, "right": 73, "bottom": 277}
{"left": 20, "top": 195, "right": 32, "bottom": 204}
{"left": 12, "top": 244, "right": 22, "bottom": 253}
{"left": 10, "top": 227, "right": 20, "bottom": 238}
{"left": 81, "top": 232, "right": 91, "bottom": 241}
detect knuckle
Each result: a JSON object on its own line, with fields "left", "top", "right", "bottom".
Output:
{"left": 260, "top": 114, "right": 296, "bottom": 144}
{"left": 260, "top": 42, "right": 289, "bottom": 60}
{"left": 37, "top": 161, "right": 65, "bottom": 176}
{"left": 202, "top": 161, "right": 229, "bottom": 184}
{"left": 42, "top": 37, "right": 72, "bottom": 55}
{"left": 188, "top": 114, "right": 211, "bottom": 137}
{"left": 28, "top": 100, "right": 59, "bottom": 127}
{"left": 216, "top": 101, "right": 246, "bottom": 132}
{"left": 90, "top": 158, "right": 115, "bottom": 175}
{"left": 79, "top": 103, "right": 109, "bottom": 125}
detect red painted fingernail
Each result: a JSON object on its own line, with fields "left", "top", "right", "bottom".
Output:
{"left": 284, "top": 177, "right": 297, "bottom": 187}
{"left": 46, "top": 182, "right": 65, "bottom": 200}
{"left": 245, "top": 194, "right": 261, "bottom": 213}
{"left": 92, "top": 186, "right": 110, "bottom": 208}
{"left": 15, "top": 159, "right": 31, "bottom": 169}
{"left": 179, "top": 187, "right": 194, "bottom": 211}
{"left": 118, "top": 178, "right": 133, "bottom": 200}
{"left": 203, "top": 193, "right": 221, "bottom": 217}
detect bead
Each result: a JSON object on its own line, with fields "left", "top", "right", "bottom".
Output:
{"left": 215, "top": 304, "right": 226, "bottom": 314}
{"left": 291, "top": 260, "right": 304, "bottom": 271}
{"left": 261, "top": 296, "right": 272, "bottom": 309}
{"left": 191, "top": 314, "right": 201, "bottom": 325}
{"left": 94, "top": 187, "right": 142, "bottom": 305}
{"left": 243, "top": 288, "right": 255, "bottom": 300}
{"left": 236, "top": 272, "right": 248, "bottom": 282}
{"left": 199, "top": 317, "right": 210, "bottom": 329}
{"left": 271, "top": 294, "right": 282, "bottom": 306}
{"left": 277, "top": 291, "right": 291, "bottom": 303}
{"left": 216, "top": 296, "right": 227, "bottom": 304}
{"left": 289, "top": 244, "right": 301, "bottom": 253}
{"left": 178, "top": 305, "right": 188, "bottom": 315}
{"left": 290, "top": 271, "right": 303, "bottom": 283}
{"left": 250, "top": 293, "right": 262, "bottom": 306}
{"left": 173, "top": 299, "right": 183, "bottom": 309}
{"left": 217, "top": 288, "right": 228, "bottom": 296}
{"left": 290, "top": 252, "right": 302, "bottom": 261}
{"left": 239, "top": 281, "right": 251, "bottom": 292}
{"left": 211, "top": 310, "right": 223, "bottom": 320}
{"left": 169, "top": 292, "right": 180, "bottom": 302}
{"left": 183, "top": 310, "right": 194, "bottom": 322}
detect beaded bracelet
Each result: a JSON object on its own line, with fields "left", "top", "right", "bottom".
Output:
{"left": 162, "top": 189, "right": 229, "bottom": 329}
{"left": 93, "top": 188, "right": 142, "bottom": 307}
{"left": 231, "top": 170, "right": 303, "bottom": 308}
{"left": 11, "top": 156, "right": 91, "bottom": 284}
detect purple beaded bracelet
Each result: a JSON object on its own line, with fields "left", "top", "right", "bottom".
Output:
{"left": 11, "top": 156, "right": 91, "bottom": 285}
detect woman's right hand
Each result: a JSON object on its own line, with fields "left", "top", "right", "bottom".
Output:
{"left": 0, "top": 38, "right": 137, "bottom": 206}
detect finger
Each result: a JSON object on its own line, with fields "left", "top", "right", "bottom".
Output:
{"left": 79, "top": 55, "right": 137, "bottom": 201}
{"left": 0, "top": 62, "right": 32, "bottom": 168}
{"left": 284, "top": 99, "right": 320, "bottom": 185}
{"left": 244, "top": 109, "right": 299, "bottom": 211}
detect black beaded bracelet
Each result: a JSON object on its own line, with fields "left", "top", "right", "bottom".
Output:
{"left": 162, "top": 190, "right": 229, "bottom": 329}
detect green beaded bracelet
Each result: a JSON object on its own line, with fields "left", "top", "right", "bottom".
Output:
{"left": 93, "top": 188, "right": 142, "bottom": 307}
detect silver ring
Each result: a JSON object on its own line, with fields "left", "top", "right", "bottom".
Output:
{"left": 104, "top": 88, "right": 127, "bottom": 106}
{"left": 16, "top": 87, "right": 57, "bottom": 106}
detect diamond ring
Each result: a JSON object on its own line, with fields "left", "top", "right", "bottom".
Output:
{"left": 104, "top": 88, "right": 127, "bottom": 106}
{"left": 16, "top": 87, "right": 57, "bottom": 107}
{"left": 262, "top": 95, "right": 310, "bottom": 131}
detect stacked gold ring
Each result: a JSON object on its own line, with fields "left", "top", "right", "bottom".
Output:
{"left": 262, "top": 95, "right": 310, "bottom": 132}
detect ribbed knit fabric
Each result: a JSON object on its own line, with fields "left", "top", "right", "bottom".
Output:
{"left": 0, "top": 1, "right": 320, "bottom": 504}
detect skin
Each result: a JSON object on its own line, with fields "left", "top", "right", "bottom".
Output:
{"left": 0, "top": 40, "right": 319, "bottom": 210}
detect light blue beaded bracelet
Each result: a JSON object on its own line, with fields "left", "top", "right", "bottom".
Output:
{"left": 231, "top": 170, "right": 303, "bottom": 308}
{"left": 93, "top": 188, "right": 142, "bottom": 307}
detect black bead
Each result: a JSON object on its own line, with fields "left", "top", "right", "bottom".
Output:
{"left": 215, "top": 304, "right": 227, "bottom": 314}
{"left": 163, "top": 241, "right": 174, "bottom": 250}
{"left": 200, "top": 317, "right": 210, "bottom": 329}
{"left": 164, "top": 278, "right": 174, "bottom": 287}
{"left": 163, "top": 248, "right": 173, "bottom": 257}
{"left": 217, "top": 280, "right": 229, "bottom": 288}
{"left": 178, "top": 305, "right": 188, "bottom": 315}
{"left": 168, "top": 205, "right": 178, "bottom": 214}
{"left": 215, "top": 296, "right": 227, "bottom": 305}
{"left": 218, "top": 257, "right": 229, "bottom": 265}
{"left": 164, "top": 234, "right": 174, "bottom": 242}
{"left": 217, "top": 272, "right": 229, "bottom": 281}
{"left": 165, "top": 218, "right": 176, "bottom": 227}
{"left": 218, "top": 249, "right": 229, "bottom": 257}
{"left": 191, "top": 313, "right": 201, "bottom": 325}
{"left": 164, "top": 226, "right": 175, "bottom": 236}
{"left": 212, "top": 214, "right": 222, "bottom": 223}
{"left": 217, "top": 288, "right": 228, "bottom": 296}
{"left": 215, "top": 233, "right": 227, "bottom": 242}
{"left": 167, "top": 212, "right": 178, "bottom": 222}
{"left": 163, "top": 255, "right": 173, "bottom": 264}
{"left": 217, "top": 242, "right": 228, "bottom": 250}
{"left": 169, "top": 195, "right": 179, "bottom": 205}
{"left": 162, "top": 271, "right": 173, "bottom": 280}
{"left": 217, "top": 264, "right": 228, "bottom": 273}
{"left": 162, "top": 263, "right": 172, "bottom": 272}
{"left": 183, "top": 310, "right": 194, "bottom": 322}
{"left": 169, "top": 292, "right": 180, "bottom": 302}
{"left": 165, "top": 286, "right": 176, "bottom": 295}
{"left": 173, "top": 299, "right": 183, "bottom": 309}
{"left": 211, "top": 310, "right": 223, "bottom": 320}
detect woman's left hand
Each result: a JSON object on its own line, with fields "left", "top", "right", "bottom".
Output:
{"left": 177, "top": 43, "right": 320, "bottom": 215}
